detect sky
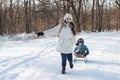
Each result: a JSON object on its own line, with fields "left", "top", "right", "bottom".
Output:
{"left": 0, "top": 31, "right": 120, "bottom": 80}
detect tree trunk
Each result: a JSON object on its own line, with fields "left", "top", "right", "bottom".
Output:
{"left": 68, "top": 0, "right": 82, "bottom": 32}
{"left": 0, "top": 2, "right": 2, "bottom": 35}
{"left": 24, "top": 0, "right": 30, "bottom": 33}
{"left": 91, "top": 0, "right": 95, "bottom": 32}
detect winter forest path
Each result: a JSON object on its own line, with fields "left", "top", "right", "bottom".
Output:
{"left": 0, "top": 32, "right": 120, "bottom": 80}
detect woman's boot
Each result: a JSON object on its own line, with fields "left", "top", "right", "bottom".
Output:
{"left": 61, "top": 66, "right": 65, "bottom": 74}
{"left": 69, "top": 62, "right": 73, "bottom": 69}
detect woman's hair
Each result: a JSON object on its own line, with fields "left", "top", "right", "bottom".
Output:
{"left": 70, "top": 22, "right": 76, "bottom": 36}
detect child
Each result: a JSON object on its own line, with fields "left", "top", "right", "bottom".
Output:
{"left": 37, "top": 13, "right": 76, "bottom": 74}
{"left": 74, "top": 38, "right": 89, "bottom": 58}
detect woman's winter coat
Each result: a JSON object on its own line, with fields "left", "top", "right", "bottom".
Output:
{"left": 43, "top": 19, "right": 76, "bottom": 54}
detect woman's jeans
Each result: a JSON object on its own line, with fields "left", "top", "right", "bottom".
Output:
{"left": 61, "top": 53, "right": 73, "bottom": 67}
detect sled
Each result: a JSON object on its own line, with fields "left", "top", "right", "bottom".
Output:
{"left": 73, "top": 54, "right": 88, "bottom": 63}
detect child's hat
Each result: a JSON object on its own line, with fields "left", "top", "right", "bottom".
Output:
{"left": 63, "top": 13, "right": 73, "bottom": 21}
{"left": 76, "top": 38, "right": 84, "bottom": 45}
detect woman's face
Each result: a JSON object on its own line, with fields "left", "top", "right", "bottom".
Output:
{"left": 65, "top": 18, "right": 72, "bottom": 24}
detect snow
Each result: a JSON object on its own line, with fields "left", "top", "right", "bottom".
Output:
{"left": 0, "top": 32, "right": 120, "bottom": 80}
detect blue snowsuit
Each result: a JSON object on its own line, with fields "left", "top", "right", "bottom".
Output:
{"left": 74, "top": 44, "right": 89, "bottom": 55}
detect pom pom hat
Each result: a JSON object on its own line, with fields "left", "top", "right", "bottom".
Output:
{"left": 63, "top": 13, "right": 73, "bottom": 21}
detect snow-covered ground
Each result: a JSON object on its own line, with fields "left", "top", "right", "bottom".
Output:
{"left": 0, "top": 32, "right": 120, "bottom": 80}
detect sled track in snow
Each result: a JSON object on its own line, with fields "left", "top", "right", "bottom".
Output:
{"left": 0, "top": 47, "right": 48, "bottom": 76}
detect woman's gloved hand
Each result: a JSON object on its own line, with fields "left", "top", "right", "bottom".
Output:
{"left": 37, "top": 32, "right": 44, "bottom": 36}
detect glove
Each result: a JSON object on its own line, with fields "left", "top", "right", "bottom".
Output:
{"left": 37, "top": 32, "right": 44, "bottom": 36}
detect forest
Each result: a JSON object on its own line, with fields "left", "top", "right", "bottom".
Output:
{"left": 0, "top": 0, "right": 120, "bottom": 34}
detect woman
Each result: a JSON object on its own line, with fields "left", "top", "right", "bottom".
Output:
{"left": 37, "top": 13, "right": 76, "bottom": 74}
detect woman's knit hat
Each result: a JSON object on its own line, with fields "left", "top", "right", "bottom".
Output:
{"left": 63, "top": 13, "right": 73, "bottom": 21}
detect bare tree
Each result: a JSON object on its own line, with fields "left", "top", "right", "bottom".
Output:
{"left": 0, "top": 0, "right": 2, "bottom": 34}
{"left": 81, "top": 0, "right": 89, "bottom": 31}
{"left": 115, "top": 0, "right": 120, "bottom": 31}
{"left": 24, "top": 0, "right": 32, "bottom": 33}
{"left": 91, "top": 0, "right": 95, "bottom": 32}
{"left": 105, "top": 3, "right": 111, "bottom": 31}
{"left": 9, "top": 0, "right": 14, "bottom": 34}
{"left": 67, "top": 0, "right": 82, "bottom": 32}
{"left": 95, "top": 0, "right": 105, "bottom": 32}
{"left": 115, "top": 0, "right": 120, "bottom": 7}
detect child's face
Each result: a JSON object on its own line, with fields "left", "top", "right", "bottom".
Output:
{"left": 78, "top": 42, "right": 82, "bottom": 45}
{"left": 65, "top": 18, "right": 72, "bottom": 24}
